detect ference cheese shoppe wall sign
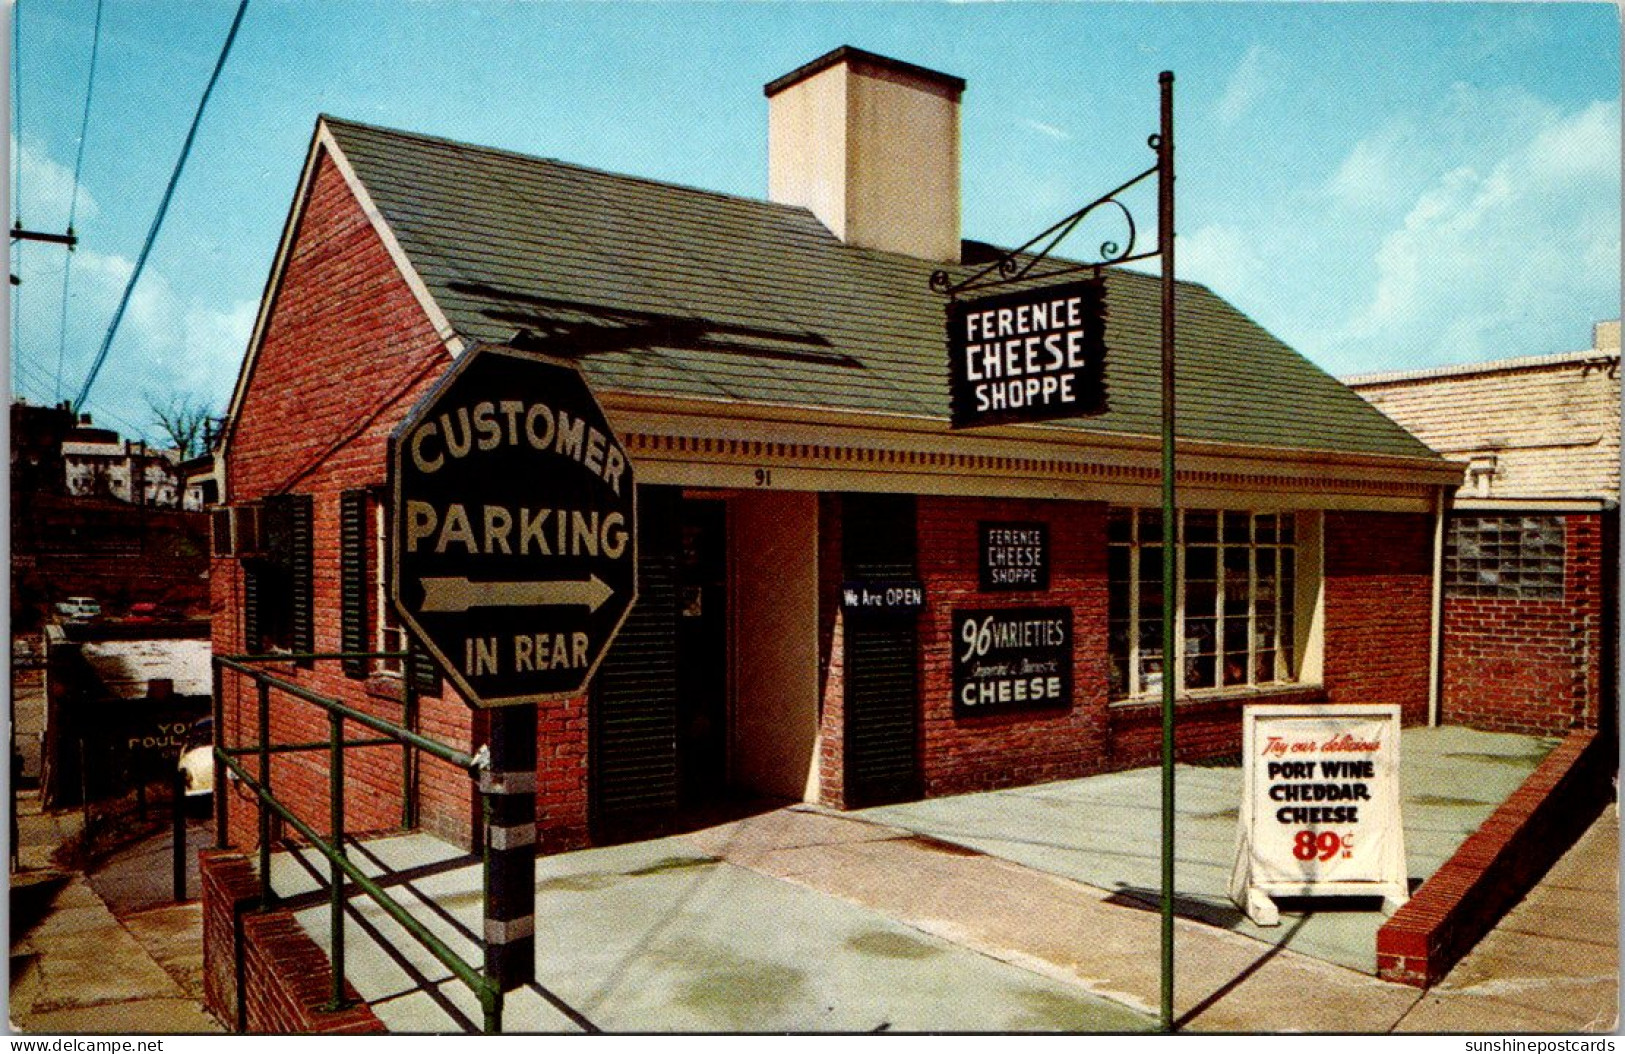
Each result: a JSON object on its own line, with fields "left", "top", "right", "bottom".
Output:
{"left": 947, "top": 278, "right": 1107, "bottom": 429}
{"left": 1228, "top": 704, "right": 1409, "bottom": 926}
{"left": 390, "top": 344, "right": 637, "bottom": 708}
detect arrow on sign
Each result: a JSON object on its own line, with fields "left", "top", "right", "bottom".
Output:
{"left": 419, "top": 575, "right": 615, "bottom": 614}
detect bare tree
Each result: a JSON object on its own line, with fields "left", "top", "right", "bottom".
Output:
{"left": 147, "top": 394, "right": 220, "bottom": 460}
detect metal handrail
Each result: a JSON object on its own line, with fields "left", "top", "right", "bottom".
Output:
{"left": 212, "top": 652, "right": 503, "bottom": 1032}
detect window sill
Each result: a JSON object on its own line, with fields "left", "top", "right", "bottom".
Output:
{"left": 365, "top": 675, "right": 406, "bottom": 703}
{"left": 1109, "top": 682, "right": 1327, "bottom": 714}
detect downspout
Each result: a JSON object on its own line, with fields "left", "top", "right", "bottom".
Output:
{"left": 1427, "top": 483, "right": 1450, "bottom": 726}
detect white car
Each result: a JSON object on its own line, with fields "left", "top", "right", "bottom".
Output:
{"left": 54, "top": 596, "right": 102, "bottom": 622}
{"left": 177, "top": 717, "right": 214, "bottom": 799}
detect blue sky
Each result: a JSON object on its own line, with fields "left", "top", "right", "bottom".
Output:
{"left": 8, "top": 1, "right": 1621, "bottom": 445}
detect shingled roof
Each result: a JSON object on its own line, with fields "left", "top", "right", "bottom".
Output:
{"left": 321, "top": 116, "right": 1441, "bottom": 463}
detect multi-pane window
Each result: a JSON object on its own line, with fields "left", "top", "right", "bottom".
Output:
{"left": 1445, "top": 515, "right": 1565, "bottom": 600}
{"left": 375, "top": 503, "right": 406, "bottom": 676}
{"left": 1108, "top": 508, "right": 1297, "bottom": 701}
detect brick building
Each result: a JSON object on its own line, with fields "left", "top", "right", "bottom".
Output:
{"left": 1348, "top": 322, "right": 1620, "bottom": 737}
{"left": 214, "top": 47, "right": 1461, "bottom": 853}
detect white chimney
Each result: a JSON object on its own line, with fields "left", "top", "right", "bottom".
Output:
{"left": 765, "top": 46, "right": 964, "bottom": 263}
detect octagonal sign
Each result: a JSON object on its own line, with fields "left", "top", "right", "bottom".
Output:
{"left": 390, "top": 344, "right": 637, "bottom": 707}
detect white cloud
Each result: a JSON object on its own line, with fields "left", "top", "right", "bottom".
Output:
{"left": 1216, "top": 45, "right": 1283, "bottom": 126}
{"left": 1178, "top": 224, "right": 1268, "bottom": 306}
{"left": 1019, "top": 118, "right": 1072, "bottom": 142}
{"left": 1328, "top": 98, "right": 1621, "bottom": 366}
{"left": 16, "top": 244, "right": 255, "bottom": 439}
{"left": 1325, "top": 124, "right": 1413, "bottom": 212}
{"left": 12, "top": 138, "right": 100, "bottom": 228}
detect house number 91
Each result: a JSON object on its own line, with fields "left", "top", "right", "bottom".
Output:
{"left": 754, "top": 468, "right": 773, "bottom": 487}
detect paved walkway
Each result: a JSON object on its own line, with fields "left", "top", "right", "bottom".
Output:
{"left": 1392, "top": 809, "right": 1619, "bottom": 1033}
{"left": 855, "top": 725, "right": 1560, "bottom": 974}
{"left": 8, "top": 790, "right": 222, "bottom": 1034}
{"left": 8, "top": 727, "right": 1615, "bottom": 1035}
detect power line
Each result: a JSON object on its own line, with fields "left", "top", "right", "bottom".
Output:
{"left": 56, "top": 0, "right": 107, "bottom": 402}
{"left": 72, "top": 0, "right": 249, "bottom": 414}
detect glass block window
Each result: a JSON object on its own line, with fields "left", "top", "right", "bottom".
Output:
{"left": 1108, "top": 508, "right": 1298, "bottom": 701}
{"left": 1445, "top": 515, "right": 1565, "bottom": 600}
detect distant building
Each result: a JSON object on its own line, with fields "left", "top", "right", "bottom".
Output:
{"left": 10, "top": 403, "right": 212, "bottom": 627}
{"left": 10, "top": 401, "right": 77, "bottom": 497}
{"left": 62, "top": 433, "right": 186, "bottom": 508}
{"left": 1347, "top": 321, "right": 1620, "bottom": 736}
{"left": 40, "top": 620, "right": 213, "bottom": 807}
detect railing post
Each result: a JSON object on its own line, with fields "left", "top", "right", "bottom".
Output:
{"left": 483, "top": 986, "right": 504, "bottom": 1035}
{"left": 480, "top": 705, "right": 537, "bottom": 1005}
{"left": 257, "top": 678, "right": 273, "bottom": 908}
{"left": 327, "top": 708, "right": 349, "bottom": 1010}
{"left": 172, "top": 764, "right": 187, "bottom": 901}
{"left": 212, "top": 659, "right": 228, "bottom": 849}
{"left": 402, "top": 673, "right": 419, "bottom": 830}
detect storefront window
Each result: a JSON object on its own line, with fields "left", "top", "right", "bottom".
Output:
{"left": 1108, "top": 508, "right": 1297, "bottom": 701}
{"left": 1445, "top": 515, "right": 1565, "bottom": 600}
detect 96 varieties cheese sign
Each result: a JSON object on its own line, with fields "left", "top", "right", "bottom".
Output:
{"left": 951, "top": 607, "right": 1072, "bottom": 716}
{"left": 1228, "top": 703, "right": 1409, "bottom": 926}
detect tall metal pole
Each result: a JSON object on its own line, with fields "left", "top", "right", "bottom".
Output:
{"left": 1157, "top": 69, "right": 1178, "bottom": 1034}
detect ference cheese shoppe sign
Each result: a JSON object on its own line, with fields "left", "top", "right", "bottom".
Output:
{"left": 1229, "top": 704, "right": 1409, "bottom": 925}
{"left": 946, "top": 278, "right": 1108, "bottom": 429}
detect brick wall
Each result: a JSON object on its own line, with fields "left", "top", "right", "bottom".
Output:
{"left": 213, "top": 148, "right": 600, "bottom": 854}
{"left": 1323, "top": 512, "right": 1433, "bottom": 723}
{"left": 915, "top": 497, "right": 1111, "bottom": 796}
{"left": 1377, "top": 730, "right": 1613, "bottom": 986}
{"left": 1442, "top": 513, "right": 1611, "bottom": 736}
{"left": 1107, "top": 686, "right": 1328, "bottom": 769}
{"left": 815, "top": 494, "right": 848, "bottom": 809}
{"left": 201, "top": 851, "right": 383, "bottom": 1033}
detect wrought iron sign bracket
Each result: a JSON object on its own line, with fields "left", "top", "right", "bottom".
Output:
{"left": 929, "top": 134, "right": 1166, "bottom": 299}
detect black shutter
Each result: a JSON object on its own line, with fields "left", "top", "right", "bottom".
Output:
{"left": 290, "top": 494, "right": 315, "bottom": 667}
{"left": 590, "top": 484, "right": 681, "bottom": 842}
{"left": 243, "top": 564, "right": 260, "bottom": 653}
{"left": 846, "top": 620, "right": 920, "bottom": 805}
{"left": 409, "top": 644, "right": 442, "bottom": 696}
{"left": 340, "top": 490, "right": 368, "bottom": 679}
{"left": 843, "top": 494, "right": 922, "bottom": 807}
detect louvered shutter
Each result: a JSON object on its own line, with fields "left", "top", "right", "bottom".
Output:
{"left": 290, "top": 494, "right": 315, "bottom": 667}
{"left": 243, "top": 564, "right": 260, "bottom": 652}
{"left": 409, "top": 643, "right": 442, "bottom": 695}
{"left": 590, "top": 484, "right": 680, "bottom": 842}
{"left": 340, "top": 490, "right": 368, "bottom": 679}
{"left": 842, "top": 494, "right": 922, "bottom": 807}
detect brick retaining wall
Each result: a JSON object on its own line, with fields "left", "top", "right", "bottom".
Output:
{"left": 201, "top": 851, "right": 384, "bottom": 1033}
{"left": 1376, "top": 730, "right": 1615, "bottom": 986}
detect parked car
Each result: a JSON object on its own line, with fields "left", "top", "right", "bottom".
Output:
{"left": 177, "top": 717, "right": 214, "bottom": 800}
{"left": 54, "top": 596, "right": 102, "bottom": 622}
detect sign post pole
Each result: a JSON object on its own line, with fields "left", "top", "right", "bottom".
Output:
{"left": 1157, "top": 69, "right": 1177, "bottom": 1035}
{"left": 930, "top": 70, "right": 1178, "bottom": 1033}
{"left": 482, "top": 706, "right": 538, "bottom": 991}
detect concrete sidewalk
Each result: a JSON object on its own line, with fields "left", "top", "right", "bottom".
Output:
{"left": 269, "top": 724, "right": 1611, "bottom": 1034}
{"left": 855, "top": 725, "right": 1559, "bottom": 974}
{"left": 8, "top": 790, "right": 222, "bottom": 1034}
{"left": 1393, "top": 809, "right": 1619, "bottom": 1033}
